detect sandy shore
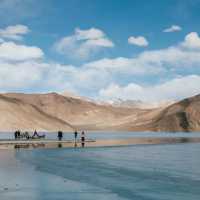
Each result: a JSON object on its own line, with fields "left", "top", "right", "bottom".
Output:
{"left": 0, "top": 137, "right": 200, "bottom": 149}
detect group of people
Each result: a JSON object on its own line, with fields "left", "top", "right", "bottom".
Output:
{"left": 14, "top": 129, "right": 86, "bottom": 147}
{"left": 57, "top": 130, "right": 85, "bottom": 147}
{"left": 14, "top": 130, "right": 45, "bottom": 140}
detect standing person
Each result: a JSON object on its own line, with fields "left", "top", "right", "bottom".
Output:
{"left": 81, "top": 131, "right": 85, "bottom": 147}
{"left": 14, "top": 131, "right": 17, "bottom": 140}
{"left": 17, "top": 130, "right": 21, "bottom": 139}
{"left": 58, "top": 130, "right": 63, "bottom": 141}
{"left": 74, "top": 131, "right": 78, "bottom": 147}
{"left": 74, "top": 131, "right": 78, "bottom": 141}
{"left": 33, "top": 130, "right": 38, "bottom": 138}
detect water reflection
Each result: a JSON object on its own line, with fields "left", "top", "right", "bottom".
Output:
{"left": 14, "top": 143, "right": 45, "bottom": 149}
{"left": 180, "top": 137, "right": 190, "bottom": 143}
{"left": 14, "top": 144, "right": 30, "bottom": 149}
{"left": 81, "top": 142, "right": 85, "bottom": 148}
{"left": 74, "top": 141, "right": 77, "bottom": 148}
{"left": 1, "top": 137, "right": 200, "bottom": 150}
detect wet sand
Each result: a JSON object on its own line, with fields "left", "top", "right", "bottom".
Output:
{"left": 0, "top": 137, "right": 200, "bottom": 149}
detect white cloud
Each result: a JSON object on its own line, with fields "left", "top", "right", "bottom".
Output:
{"left": 84, "top": 57, "right": 164, "bottom": 76}
{"left": 138, "top": 46, "right": 200, "bottom": 68}
{"left": 75, "top": 28, "right": 105, "bottom": 40}
{"left": 99, "top": 75, "right": 200, "bottom": 102}
{"left": 163, "top": 25, "right": 182, "bottom": 33}
{"left": 0, "top": 59, "right": 77, "bottom": 92}
{"left": 0, "top": 61, "right": 45, "bottom": 89}
{"left": 0, "top": 24, "right": 30, "bottom": 40}
{"left": 181, "top": 32, "right": 200, "bottom": 49}
{"left": 0, "top": 41, "right": 44, "bottom": 61}
{"left": 54, "top": 27, "right": 114, "bottom": 59}
{"left": 128, "top": 36, "right": 148, "bottom": 47}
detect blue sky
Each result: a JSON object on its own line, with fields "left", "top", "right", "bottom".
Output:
{"left": 0, "top": 0, "right": 200, "bottom": 102}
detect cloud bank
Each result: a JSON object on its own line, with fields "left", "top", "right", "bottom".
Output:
{"left": 99, "top": 75, "right": 200, "bottom": 102}
{"left": 0, "top": 42, "right": 43, "bottom": 61}
{"left": 0, "top": 24, "right": 199, "bottom": 103}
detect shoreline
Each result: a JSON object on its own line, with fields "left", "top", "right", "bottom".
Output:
{"left": 1, "top": 137, "right": 200, "bottom": 149}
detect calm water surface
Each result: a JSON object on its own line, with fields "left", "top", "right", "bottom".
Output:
{"left": 0, "top": 132, "right": 200, "bottom": 200}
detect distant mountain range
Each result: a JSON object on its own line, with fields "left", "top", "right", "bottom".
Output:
{"left": 0, "top": 92, "right": 199, "bottom": 132}
{"left": 105, "top": 98, "right": 174, "bottom": 109}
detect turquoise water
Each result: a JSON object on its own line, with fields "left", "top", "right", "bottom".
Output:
{"left": 0, "top": 142, "right": 200, "bottom": 199}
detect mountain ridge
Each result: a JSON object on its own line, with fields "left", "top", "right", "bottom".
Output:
{"left": 0, "top": 92, "right": 199, "bottom": 132}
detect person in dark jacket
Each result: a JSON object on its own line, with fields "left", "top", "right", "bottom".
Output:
{"left": 58, "top": 131, "right": 63, "bottom": 141}
{"left": 74, "top": 131, "right": 78, "bottom": 147}
{"left": 17, "top": 130, "right": 21, "bottom": 139}
{"left": 74, "top": 131, "right": 78, "bottom": 141}
{"left": 14, "top": 131, "right": 18, "bottom": 139}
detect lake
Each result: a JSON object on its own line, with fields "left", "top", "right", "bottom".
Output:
{"left": 0, "top": 132, "right": 200, "bottom": 200}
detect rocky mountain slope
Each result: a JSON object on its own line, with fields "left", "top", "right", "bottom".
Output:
{"left": 0, "top": 92, "right": 199, "bottom": 132}
{"left": 2, "top": 92, "right": 144, "bottom": 131}
{"left": 116, "top": 94, "right": 200, "bottom": 132}
{"left": 0, "top": 94, "right": 74, "bottom": 131}
{"left": 153, "top": 94, "right": 200, "bottom": 132}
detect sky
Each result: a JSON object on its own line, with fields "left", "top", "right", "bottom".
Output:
{"left": 0, "top": 0, "right": 200, "bottom": 102}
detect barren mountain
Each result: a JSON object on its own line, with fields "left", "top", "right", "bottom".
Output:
{"left": 116, "top": 94, "right": 200, "bottom": 132}
{"left": 2, "top": 92, "right": 144, "bottom": 131}
{"left": 153, "top": 94, "right": 200, "bottom": 132}
{"left": 0, "top": 94, "right": 74, "bottom": 131}
{"left": 0, "top": 92, "right": 199, "bottom": 132}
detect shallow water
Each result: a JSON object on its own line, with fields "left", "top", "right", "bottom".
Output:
{"left": 0, "top": 140, "right": 200, "bottom": 200}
